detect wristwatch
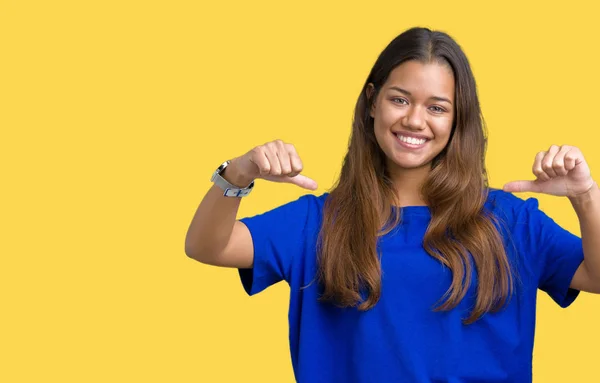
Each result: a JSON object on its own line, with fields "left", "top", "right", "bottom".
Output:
{"left": 210, "top": 160, "right": 255, "bottom": 197}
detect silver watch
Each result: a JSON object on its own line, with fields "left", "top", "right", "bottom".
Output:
{"left": 210, "top": 160, "right": 255, "bottom": 197}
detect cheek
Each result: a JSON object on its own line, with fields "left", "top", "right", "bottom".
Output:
{"left": 372, "top": 121, "right": 393, "bottom": 154}
{"left": 432, "top": 119, "right": 453, "bottom": 141}
{"left": 373, "top": 121, "right": 386, "bottom": 147}
{"left": 373, "top": 109, "right": 400, "bottom": 138}
{"left": 378, "top": 105, "right": 403, "bottom": 126}
{"left": 373, "top": 114, "right": 389, "bottom": 137}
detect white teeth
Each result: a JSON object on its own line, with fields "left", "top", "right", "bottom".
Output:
{"left": 397, "top": 134, "right": 426, "bottom": 145}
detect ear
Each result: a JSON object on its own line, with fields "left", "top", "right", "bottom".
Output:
{"left": 366, "top": 83, "right": 376, "bottom": 118}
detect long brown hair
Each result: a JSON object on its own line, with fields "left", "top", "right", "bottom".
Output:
{"left": 316, "top": 27, "right": 513, "bottom": 324}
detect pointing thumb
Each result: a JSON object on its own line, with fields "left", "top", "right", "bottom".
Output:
{"left": 503, "top": 180, "right": 541, "bottom": 193}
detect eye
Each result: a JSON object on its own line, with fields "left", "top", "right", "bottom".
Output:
{"left": 391, "top": 97, "right": 408, "bottom": 105}
{"left": 429, "top": 105, "right": 446, "bottom": 113}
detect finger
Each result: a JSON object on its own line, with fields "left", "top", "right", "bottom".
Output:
{"left": 274, "top": 140, "right": 292, "bottom": 174}
{"left": 503, "top": 180, "right": 543, "bottom": 193}
{"left": 541, "top": 145, "right": 560, "bottom": 178}
{"left": 286, "top": 144, "right": 304, "bottom": 177}
{"left": 264, "top": 142, "right": 282, "bottom": 175}
{"left": 552, "top": 145, "right": 570, "bottom": 176}
{"left": 249, "top": 147, "right": 271, "bottom": 176}
{"left": 533, "top": 151, "right": 550, "bottom": 181}
{"left": 564, "top": 147, "right": 581, "bottom": 171}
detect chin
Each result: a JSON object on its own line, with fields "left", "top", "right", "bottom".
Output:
{"left": 389, "top": 150, "right": 433, "bottom": 165}
{"left": 388, "top": 157, "right": 432, "bottom": 171}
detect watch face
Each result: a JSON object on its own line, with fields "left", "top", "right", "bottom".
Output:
{"left": 217, "top": 161, "right": 229, "bottom": 173}
{"left": 211, "top": 161, "right": 229, "bottom": 182}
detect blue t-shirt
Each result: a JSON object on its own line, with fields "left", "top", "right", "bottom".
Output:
{"left": 238, "top": 189, "right": 584, "bottom": 383}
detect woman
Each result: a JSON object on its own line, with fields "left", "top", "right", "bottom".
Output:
{"left": 185, "top": 27, "right": 600, "bottom": 382}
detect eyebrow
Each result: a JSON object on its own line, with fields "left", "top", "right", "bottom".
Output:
{"left": 388, "top": 86, "right": 453, "bottom": 105}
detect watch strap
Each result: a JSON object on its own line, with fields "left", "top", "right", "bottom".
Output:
{"left": 211, "top": 161, "right": 255, "bottom": 197}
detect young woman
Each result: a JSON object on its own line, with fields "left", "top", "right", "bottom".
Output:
{"left": 185, "top": 27, "right": 600, "bottom": 382}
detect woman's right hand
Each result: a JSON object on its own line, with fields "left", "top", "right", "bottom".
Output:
{"left": 224, "top": 140, "right": 318, "bottom": 190}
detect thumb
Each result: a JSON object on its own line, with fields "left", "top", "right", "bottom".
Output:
{"left": 285, "top": 174, "right": 318, "bottom": 190}
{"left": 503, "top": 180, "right": 542, "bottom": 193}
{"left": 262, "top": 174, "right": 318, "bottom": 190}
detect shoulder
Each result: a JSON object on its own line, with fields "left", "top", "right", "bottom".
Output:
{"left": 483, "top": 188, "right": 552, "bottom": 237}
{"left": 240, "top": 192, "right": 330, "bottom": 228}
{"left": 485, "top": 188, "right": 540, "bottom": 222}
{"left": 280, "top": 192, "right": 329, "bottom": 218}
{"left": 298, "top": 192, "right": 330, "bottom": 209}
{"left": 483, "top": 188, "right": 570, "bottom": 254}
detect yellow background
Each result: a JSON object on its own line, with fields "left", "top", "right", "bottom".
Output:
{"left": 2, "top": 0, "right": 599, "bottom": 381}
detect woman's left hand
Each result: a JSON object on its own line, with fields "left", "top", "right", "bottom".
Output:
{"left": 503, "top": 145, "right": 595, "bottom": 197}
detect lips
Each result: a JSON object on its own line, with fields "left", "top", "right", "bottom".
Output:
{"left": 393, "top": 132, "right": 429, "bottom": 149}
{"left": 392, "top": 131, "right": 432, "bottom": 141}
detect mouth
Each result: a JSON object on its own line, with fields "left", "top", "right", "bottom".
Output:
{"left": 393, "top": 133, "right": 430, "bottom": 149}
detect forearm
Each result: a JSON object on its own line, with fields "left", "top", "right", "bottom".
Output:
{"left": 184, "top": 160, "right": 253, "bottom": 260}
{"left": 569, "top": 182, "right": 600, "bottom": 280}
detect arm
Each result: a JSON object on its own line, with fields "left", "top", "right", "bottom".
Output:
{"left": 184, "top": 163, "right": 255, "bottom": 268}
{"left": 504, "top": 144, "right": 600, "bottom": 294}
{"left": 569, "top": 182, "right": 600, "bottom": 293}
{"left": 184, "top": 140, "right": 317, "bottom": 268}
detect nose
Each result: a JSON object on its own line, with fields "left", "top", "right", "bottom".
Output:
{"left": 402, "top": 105, "right": 426, "bottom": 130}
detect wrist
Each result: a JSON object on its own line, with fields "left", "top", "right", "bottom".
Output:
{"left": 221, "top": 160, "right": 255, "bottom": 188}
{"left": 569, "top": 181, "right": 598, "bottom": 206}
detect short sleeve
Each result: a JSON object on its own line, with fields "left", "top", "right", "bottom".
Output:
{"left": 237, "top": 194, "right": 313, "bottom": 296}
{"left": 513, "top": 196, "right": 584, "bottom": 307}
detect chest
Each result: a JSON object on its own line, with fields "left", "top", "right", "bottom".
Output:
{"left": 376, "top": 223, "right": 478, "bottom": 311}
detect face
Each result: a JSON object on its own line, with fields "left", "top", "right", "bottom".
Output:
{"left": 368, "top": 60, "right": 455, "bottom": 176}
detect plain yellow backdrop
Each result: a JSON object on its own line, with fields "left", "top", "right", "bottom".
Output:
{"left": 2, "top": 0, "right": 600, "bottom": 381}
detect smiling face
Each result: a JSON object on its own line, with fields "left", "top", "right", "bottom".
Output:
{"left": 368, "top": 60, "right": 456, "bottom": 177}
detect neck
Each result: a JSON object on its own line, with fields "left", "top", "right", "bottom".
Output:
{"left": 387, "top": 163, "right": 431, "bottom": 207}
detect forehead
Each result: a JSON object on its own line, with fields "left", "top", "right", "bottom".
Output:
{"left": 384, "top": 60, "right": 455, "bottom": 99}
